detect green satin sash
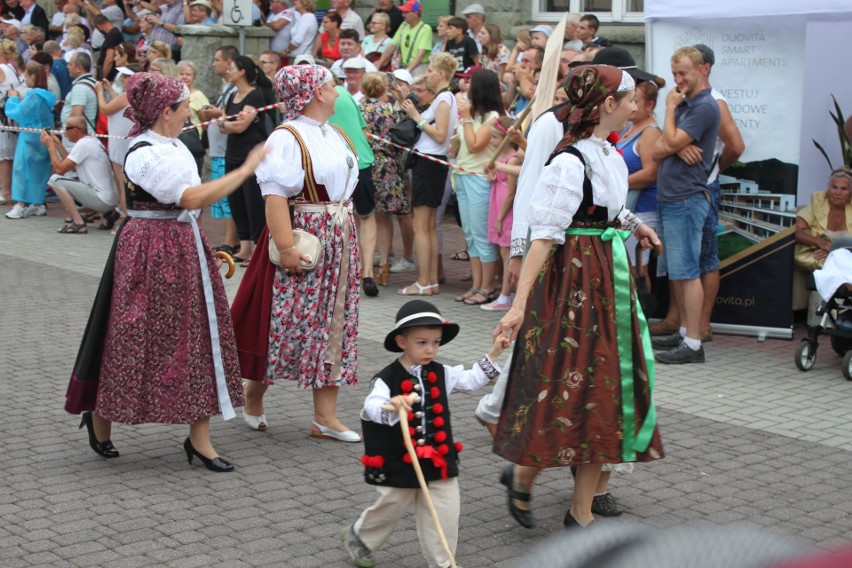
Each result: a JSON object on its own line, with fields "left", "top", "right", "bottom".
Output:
{"left": 564, "top": 227, "right": 657, "bottom": 461}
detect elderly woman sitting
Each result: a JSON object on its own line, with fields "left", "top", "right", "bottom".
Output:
{"left": 795, "top": 168, "right": 852, "bottom": 271}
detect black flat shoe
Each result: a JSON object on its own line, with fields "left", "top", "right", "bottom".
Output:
{"left": 97, "top": 210, "right": 121, "bottom": 230}
{"left": 499, "top": 464, "right": 534, "bottom": 528}
{"left": 363, "top": 277, "right": 379, "bottom": 297}
{"left": 183, "top": 437, "right": 234, "bottom": 472}
{"left": 79, "top": 411, "right": 119, "bottom": 458}
{"left": 564, "top": 509, "right": 600, "bottom": 530}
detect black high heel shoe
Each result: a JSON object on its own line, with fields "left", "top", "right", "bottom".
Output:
{"left": 499, "top": 464, "right": 534, "bottom": 528}
{"left": 183, "top": 437, "right": 234, "bottom": 472}
{"left": 79, "top": 411, "right": 119, "bottom": 458}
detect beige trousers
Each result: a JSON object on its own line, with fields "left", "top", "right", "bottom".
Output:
{"left": 354, "top": 477, "right": 459, "bottom": 568}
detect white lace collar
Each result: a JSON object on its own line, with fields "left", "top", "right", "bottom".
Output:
{"left": 140, "top": 129, "right": 179, "bottom": 146}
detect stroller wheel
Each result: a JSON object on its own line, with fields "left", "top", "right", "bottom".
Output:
{"left": 843, "top": 351, "right": 852, "bottom": 381}
{"left": 831, "top": 336, "right": 852, "bottom": 357}
{"left": 794, "top": 341, "right": 816, "bottom": 371}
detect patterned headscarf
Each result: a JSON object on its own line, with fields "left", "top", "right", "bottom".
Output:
{"left": 274, "top": 64, "right": 333, "bottom": 121}
{"left": 552, "top": 65, "right": 634, "bottom": 155}
{"left": 123, "top": 72, "right": 189, "bottom": 136}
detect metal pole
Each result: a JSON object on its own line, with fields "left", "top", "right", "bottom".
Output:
{"left": 239, "top": 27, "right": 245, "bottom": 55}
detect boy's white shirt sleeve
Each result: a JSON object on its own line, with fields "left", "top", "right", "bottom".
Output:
{"left": 443, "top": 355, "right": 502, "bottom": 393}
{"left": 362, "top": 355, "right": 502, "bottom": 427}
{"left": 363, "top": 378, "right": 399, "bottom": 426}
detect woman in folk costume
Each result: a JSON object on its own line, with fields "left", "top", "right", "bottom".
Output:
{"left": 231, "top": 64, "right": 362, "bottom": 442}
{"left": 65, "top": 72, "right": 266, "bottom": 472}
{"left": 493, "top": 65, "right": 665, "bottom": 528}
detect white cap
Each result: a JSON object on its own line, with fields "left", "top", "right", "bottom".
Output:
{"left": 293, "top": 54, "right": 315, "bottom": 65}
{"left": 530, "top": 25, "right": 552, "bottom": 38}
{"left": 392, "top": 68, "right": 413, "bottom": 85}
{"left": 115, "top": 66, "right": 135, "bottom": 76}
{"left": 1, "top": 18, "right": 22, "bottom": 30}
{"left": 460, "top": 3, "right": 484, "bottom": 15}
{"left": 342, "top": 57, "right": 367, "bottom": 70}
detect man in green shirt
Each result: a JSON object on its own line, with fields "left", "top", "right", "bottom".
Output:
{"left": 377, "top": 0, "right": 432, "bottom": 75}
{"left": 328, "top": 86, "right": 381, "bottom": 297}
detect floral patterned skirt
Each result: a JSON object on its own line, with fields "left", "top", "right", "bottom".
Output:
{"left": 373, "top": 150, "right": 409, "bottom": 215}
{"left": 95, "top": 208, "right": 245, "bottom": 424}
{"left": 493, "top": 232, "right": 663, "bottom": 467}
{"left": 266, "top": 208, "right": 361, "bottom": 388}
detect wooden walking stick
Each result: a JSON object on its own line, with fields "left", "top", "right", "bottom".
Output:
{"left": 382, "top": 393, "right": 457, "bottom": 568}
{"left": 485, "top": 13, "right": 568, "bottom": 170}
{"left": 485, "top": 93, "right": 537, "bottom": 170}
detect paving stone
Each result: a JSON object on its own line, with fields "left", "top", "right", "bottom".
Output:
{"left": 4, "top": 216, "right": 852, "bottom": 566}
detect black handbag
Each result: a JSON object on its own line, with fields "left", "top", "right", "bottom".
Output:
{"left": 389, "top": 116, "right": 425, "bottom": 148}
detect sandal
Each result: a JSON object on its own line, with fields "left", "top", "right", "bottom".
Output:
{"left": 454, "top": 287, "right": 478, "bottom": 302}
{"left": 464, "top": 289, "right": 494, "bottom": 305}
{"left": 214, "top": 244, "right": 238, "bottom": 255}
{"left": 451, "top": 249, "right": 470, "bottom": 261}
{"left": 64, "top": 212, "right": 100, "bottom": 224}
{"left": 58, "top": 222, "right": 87, "bottom": 234}
{"left": 397, "top": 281, "right": 432, "bottom": 296}
{"left": 97, "top": 210, "right": 121, "bottom": 231}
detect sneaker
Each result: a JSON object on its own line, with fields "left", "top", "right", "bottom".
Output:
{"left": 373, "top": 252, "right": 394, "bottom": 266}
{"left": 341, "top": 525, "right": 375, "bottom": 568}
{"left": 591, "top": 492, "right": 623, "bottom": 517}
{"left": 481, "top": 301, "right": 512, "bottom": 312}
{"left": 24, "top": 203, "right": 46, "bottom": 217}
{"left": 390, "top": 257, "right": 416, "bottom": 273}
{"left": 656, "top": 342, "right": 705, "bottom": 365}
{"left": 5, "top": 203, "right": 28, "bottom": 219}
{"left": 651, "top": 332, "right": 683, "bottom": 350}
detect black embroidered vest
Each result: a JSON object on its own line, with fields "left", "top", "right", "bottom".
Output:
{"left": 545, "top": 144, "right": 613, "bottom": 225}
{"left": 361, "top": 361, "right": 461, "bottom": 488}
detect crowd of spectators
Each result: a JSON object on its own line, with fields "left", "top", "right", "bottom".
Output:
{"left": 0, "top": 0, "right": 744, "bottom": 362}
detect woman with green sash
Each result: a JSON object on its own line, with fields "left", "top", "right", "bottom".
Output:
{"left": 493, "top": 65, "right": 664, "bottom": 529}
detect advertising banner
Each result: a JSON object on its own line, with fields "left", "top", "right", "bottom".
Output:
{"left": 646, "top": 16, "right": 806, "bottom": 338}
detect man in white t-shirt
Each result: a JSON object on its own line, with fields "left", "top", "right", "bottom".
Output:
{"left": 41, "top": 116, "right": 119, "bottom": 233}
{"left": 266, "top": 0, "right": 295, "bottom": 53}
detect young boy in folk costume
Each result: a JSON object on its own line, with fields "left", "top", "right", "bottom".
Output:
{"left": 341, "top": 300, "right": 509, "bottom": 568}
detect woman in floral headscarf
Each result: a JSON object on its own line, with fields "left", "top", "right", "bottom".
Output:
{"left": 231, "top": 64, "right": 362, "bottom": 443}
{"left": 493, "top": 65, "right": 664, "bottom": 529}
{"left": 65, "top": 73, "right": 267, "bottom": 472}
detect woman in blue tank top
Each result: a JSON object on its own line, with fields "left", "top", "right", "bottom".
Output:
{"left": 616, "top": 80, "right": 662, "bottom": 266}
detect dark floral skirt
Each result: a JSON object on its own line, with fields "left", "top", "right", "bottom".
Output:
{"left": 92, "top": 209, "right": 244, "bottom": 424}
{"left": 493, "top": 231, "right": 664, "bottom": 467}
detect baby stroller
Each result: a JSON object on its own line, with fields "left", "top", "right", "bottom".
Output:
{"left": 794, "top": 237, "right": 852, "bottom": 380}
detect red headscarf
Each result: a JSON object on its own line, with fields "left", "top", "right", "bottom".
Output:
{"left": 123, "top": 72, "right": 188, "bottom": 136}
{"left": 274, "top": 64, "right": 333, "bottom": 121}
{"left": 552, "top": 64, "right": 632, "bottom": 155}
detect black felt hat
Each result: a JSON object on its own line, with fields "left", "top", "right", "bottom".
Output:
{"left": 591, "top": 47, "right": 665, "bottom": 86}
{"left": 383, "top": 300, "right": 460, "bottom": 352}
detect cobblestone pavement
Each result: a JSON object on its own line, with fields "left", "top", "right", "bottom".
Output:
{"left": 3, "top": 212, "right": 852, "bottom": 567}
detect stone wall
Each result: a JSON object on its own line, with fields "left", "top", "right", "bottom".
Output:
{"left": 179, "top": 24, "right": 275, "bottom": 100}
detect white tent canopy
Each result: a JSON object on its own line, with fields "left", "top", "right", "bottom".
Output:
{"left": 645, "top": 0, "right": 852, "bottom": 20}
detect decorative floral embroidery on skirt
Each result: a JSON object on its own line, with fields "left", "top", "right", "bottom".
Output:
{"left": 96, "top": 212, "right": 244, "bottom": 424}
{"left": 266, "top": 209, "right": 361, "bottom": 388}
{"left": 493, "top": 233, "right": 663, "bottom": 467}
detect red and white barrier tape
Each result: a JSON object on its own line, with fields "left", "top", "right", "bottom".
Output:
{"left": 365, "top": 131, "right": 486, "bottom": 177}
{"left": 0, "top": 102, "right": 281, "bottom": 139}
{"left": 0, "top": 103, "right": 487, "bottom": 177}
